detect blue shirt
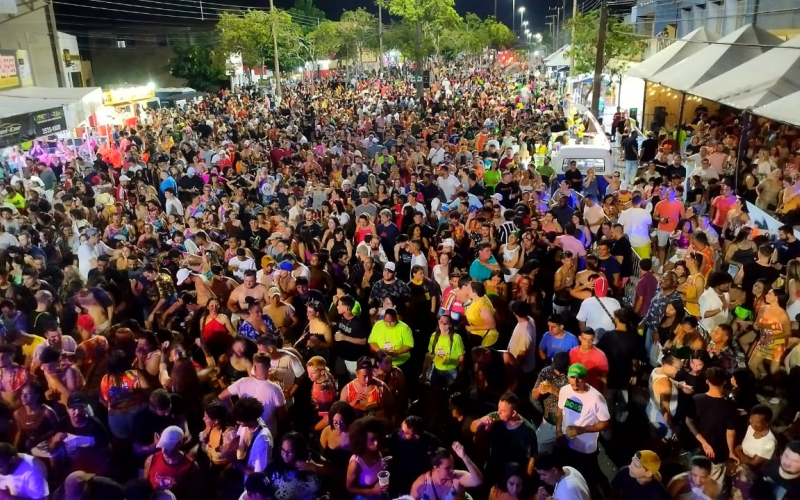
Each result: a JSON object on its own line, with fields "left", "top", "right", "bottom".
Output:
{"left": 539, "top": 332, "right": 579, "bottom": 360}
{"left": 469, "top": 256, "right": 498, "bottom": 282}
{"left": 159, "top": 176, "right": 177, "bottom": 195}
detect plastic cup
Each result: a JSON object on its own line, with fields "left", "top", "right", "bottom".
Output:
{"left": 377, "top": 470, "right": 390, "bottom": 486}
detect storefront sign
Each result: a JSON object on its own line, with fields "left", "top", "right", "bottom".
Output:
{"left": 103, "top": 86, "right": 156, "bottom": 106}
{"left": 0, "top": 50, "right": 20, "bottom": 90}
{"left": 0, "top": 107, "right": 67, "bottom": 148}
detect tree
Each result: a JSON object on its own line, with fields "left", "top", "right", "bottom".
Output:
{"left": 565, "top": 11, "right": 645, "bottom": 76}
{"left": 216, "top": 9, "right": 304, "bottom": 80}
{"left": 338, "top": 8, "right": 380, "bottom": 67}
{"left": 289, "top": 0, "right": 325, "bottom": 23}
{"left": 483, "top": 16, "right": 516, "bottom": 49}
{"left": 305, "top": 20, "right": 344, "bottom": 60}
{"left": 168, "top": 35, "right": 228, "bottom": 91}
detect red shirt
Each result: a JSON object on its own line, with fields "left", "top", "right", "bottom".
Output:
{"left": 569, "top": 346, "right": 609, "bottom": 391}
{"left": 711, "top": 195, "right": 736, "bottom": 228}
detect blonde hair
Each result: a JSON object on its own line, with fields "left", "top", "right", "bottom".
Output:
{"left": 306, "top": 355, "right": 328, "bottom": 370}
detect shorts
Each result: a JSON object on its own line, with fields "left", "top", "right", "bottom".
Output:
{"left": 633, "top": 244, "right": 650, "bottom": 259}
{"left": 656, "top": 230, "right": 671, "bottom": 247}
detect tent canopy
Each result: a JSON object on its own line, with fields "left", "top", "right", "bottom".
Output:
{"left": 545, "top": 45, "right": 570, "bottom": 67}
{"left": 649, "top": 24, "right": 781, "bottom": 92}
{"left": 690, "top": 36, "right": 800, "bottom": 110}
{"left": 625, "top": 28, "right": 720, "bottom": 79}
{"left": 752, "top": 90, "right": 800, "bottom": 126}
{"left": 0, "top": 86, "right": 102, "bottom": 127}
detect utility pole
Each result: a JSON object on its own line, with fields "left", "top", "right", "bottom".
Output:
{"left": 378, "top": 3, "right": 384, "bottom": 69}
{"left": 199, "top": 0, "right": 204, "bottom": 20}
{"left": 545, "top": 21, "right": 554, "bottom": 52}
{"left": 550, "top": 6, "right": 562, "bottom": 48}
{"left": 590, "top": 0, "right": 607, "bottom": 118}
{"left": 415, "top": 20, "right": 423, "bottom": 98}
{"left": 269, "top": 0, "right": 282, "bottom": 98}
{"left": 569, "top": 0, "right": 577, "bottom": 74}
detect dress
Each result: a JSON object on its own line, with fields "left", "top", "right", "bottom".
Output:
{"left": 238, "top": 314, "right": 277, "bottom": 341}
{"left": 753, "top": 312, "right": 787, "bottom": 362}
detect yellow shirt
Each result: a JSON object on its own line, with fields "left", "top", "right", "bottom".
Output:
{"left": 428, "top": 333, "right": 465, "bottom": 371}
{"left": 368, "top": 320, "right": 414, "bottom": 366}
{"left": 465, "top": 296, "right": 499, "bottom": 346}
{"left": 22, "top": 335, "right": 45, "bottom": 361}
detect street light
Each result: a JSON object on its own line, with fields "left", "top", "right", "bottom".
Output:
{"left": 523, "top": 21, "right": 529, "bottom": 28}
{"left": 518, "top": 6, "right": 525, "bottom": 32}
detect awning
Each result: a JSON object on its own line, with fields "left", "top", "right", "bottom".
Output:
{"left": 625, "top": 27, "right": 720, "bottom": 80}
{"left": 545, "top": 45, "right": 570, "bottom": 67}
{"left": 0, "top": 86, "right": 103, "bottom": 128}
{"left": 160, "top": 91, "right": 206, "bottom": 102}
{"left": 690, "top": 36, "right": 800, "bottom": 109}
{"left": 752, "top": 90, "right": 800, "bottom": 126}
{"left": 649, "top": 24, "right": 781, "bottom": 92}
{"left": 0, "top": 105, "right": 67, "bottom": 148}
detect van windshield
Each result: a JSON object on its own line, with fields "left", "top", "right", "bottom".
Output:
{"left": 562, "top": 158, "right": 606, "bottom": 172}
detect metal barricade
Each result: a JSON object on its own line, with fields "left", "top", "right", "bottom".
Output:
{"left": 622, "top": 247, "right": 643, "bottom": 308}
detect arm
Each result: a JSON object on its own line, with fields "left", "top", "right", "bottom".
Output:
{"left": 685, "top": 415, "right": 714, "bottom": 458}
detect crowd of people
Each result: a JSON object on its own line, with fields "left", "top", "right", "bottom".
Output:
{"left": 0, "top": 58, "right": 798, "bottom": 500}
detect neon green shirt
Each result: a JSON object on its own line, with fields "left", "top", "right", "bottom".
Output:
{"left": 484, "top": 169, "right": 501, "bottom": 188}
{"left": 368, "top": 320, "right": 414, "bottom": 366}
{"left": 428, "top": 333, "right": 465, "bottom": 371}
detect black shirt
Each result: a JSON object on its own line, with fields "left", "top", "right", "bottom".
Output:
{"left": 778, "top": 237, "right": 800, "bottom": 267}
{"left": 389, "top": 430, "right": 442, "bottom": 495}
{"left": 597, "top": 330, "right": 644, "bottom": 389}
{"left": 666, "top": 164, "right": 687, "bottom": 180}
{"left": 494, "top": 181, "right": 519, "bottom": 208}
{"left": 639, "top": 139, "right": 658, "bottom": 163}
{"left": 611, "top": 467, "right": 669, "bottom": 500}
{"left": 564, "top": 168, "right": 583, "bottom": 191}
{"left": 622, "top": 137, "right": 639, "bottom": 161}
{"left": 689, "top": 394, "right": 737, "bottom": 464}
{"left": 468, "top": 182, "right": 486, "bottom": 200}
{"left": 335, "top": 315, "right": 368, "bottom": 361}
{"left": 611, "top": 236, "right": 633, "bottom": 278}
{"left": 763, "top": 458, "right": 800, "bottom": 500}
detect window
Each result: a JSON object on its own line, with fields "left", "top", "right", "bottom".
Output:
{"left": 156, "top": 34, "right": 168, "bottom": 47}
{"left": 562, "top": 158, "right": 607, "bottom": 174}
{"left": 736, "top": 0, "right": 746, "bottom": 28}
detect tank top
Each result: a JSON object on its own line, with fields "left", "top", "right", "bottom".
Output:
{"left": 421, "top": 473, "right": 459, "bottom": 500}
{"left": 345, "top": 382, "right": 382, "bottom": 416}
{"left": 330, "top": 239, "right": 347, "bottom": 258}
{"left": 684, "top": 273, "right": 703, "bottom": 317}
{"left": 201, "top": 316, "right": 232, "bottom": 356}
{"left": 349, "top": 454, "right": 385, "bottom": 500}
{"left": 355, "top": 226, "right": 372, "bottom": 245}
{"left": 646, "top": 370, "right": 678, "bottom": 437}
{"left": 147, "top": 451, "right": 195, "bottom": 497}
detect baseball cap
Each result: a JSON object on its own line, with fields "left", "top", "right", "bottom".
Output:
{"left": 620, "top": 181, "right": 629, "bottom": 191}
{"left": 268, "top": 287, "right": 281, "bottom": 298}
{"left": 634, "top": 450, "right": 662, "bottom": 481}
{"left": 384, "top": 262, "right": 396, "bottom": 272}
{"left": 552, "top": 351, "right": 570, "bottom": 373}
{"left": 440, "top": 204, "right": 450, "bottom": 212}
{"left": 67, "top": 392, "right": 90, "bottom": 408}
{"left": 441, "top": 238, "right": 455, "bottom": 248}
{"left": 76, "top": 314, "right": 96, "bottom": 334}
{"left": 176, "top": 268, "right": 192, "bottom": 286}
{"left": 119, "top": 174, "right": 131, "bottom": 182}
{"left": 594, "top": 276, "right": 609, "bottom": 298}
{"left": 156, "top": 425, "right": 184, "bottom": 450}
{"left": 186, "top": 167, "right": 196, "bottom": 176}
{"left": 278, "top": 261, "right": 294, "bottom": 272}
{"left": 568, "top": 363, "right": 588, "bottom": 379}
{"left": 491, "top": 193, "right": 503, "bottom": 201}
{"left": 85, "top": 227, "right": 100, "bottom": 237}
{"left": 268, "top": 232, "right": 283, "bottom": 240}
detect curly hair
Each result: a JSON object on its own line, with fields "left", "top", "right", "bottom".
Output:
{"left": 348, "top": 416, "right": 387, "bottom": 457}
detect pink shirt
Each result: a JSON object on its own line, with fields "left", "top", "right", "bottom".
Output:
{"left": 557, "top": 235, "right": 587, "bottom": 257}
{"left": 711, "top": 195, "right": 736, "bottom": 228}
{"left": 569, "top": 346, "right": 609, "bottom": 391}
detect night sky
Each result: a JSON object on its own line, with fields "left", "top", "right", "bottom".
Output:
{"left": 54, "top": 0, "right": 566, "bottom": 36}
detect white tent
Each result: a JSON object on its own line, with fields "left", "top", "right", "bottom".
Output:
{"left": 752, "top": 90, "right": 800, "bottom": 126}
{"left": 0, "top": 87, "right": 102, "bottom": 128}
{"left": 544, "top": 45, "right": 570, "bottom": 67}
{"left": 625, "top": 27, "right": 720, "bottom": 80}
{"left": 691, "top": 36, "right": 800, "bottom": 109}
{"left": 649, "top": 24, "right": 781, "bottom": 92}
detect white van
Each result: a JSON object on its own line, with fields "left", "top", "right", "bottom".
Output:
{"left": 553, "top": 145, "right": 614, "bottom": 176}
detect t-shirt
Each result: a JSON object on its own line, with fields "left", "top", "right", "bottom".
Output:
{"left": 428, "top": 333, "right": 465, "bottom": 371}
{"left": 77, "top": 241, "right": 114, "bottom": 281}
{"left": 565, "top": 169, "right": 583, "bottom": 191}
{"left": 569, "top": 347, "right": 609, "bottom": 391}
{"left": 539, "top": 332, "right": 579, "bottom": 360}
{"left": 0, "top": 453, "right": 48, "bottom": 499}
{"left": 622, "top": 137, "right": 639, "bottom": 161}
{"left": 741, "top": 425, "right": 777, "bottom": 461}
{"left": 335, "top": 315, "right": 368, "bottom": 361}
{"left": 711, "top": 195, "right": 736, "bottom": 228}
{"left": 635, "top": 273, "right": 658, "bottom": 319}
{"left": 610, "top": 467, "right": 669, "bottom": 500}
{"left": 576, "top": 297, "right": 620, "bottom": 335}
{"left": 611, "top": 237, "right": 634, "bottom": 278}
{"left": 555, "top": 466, "right": 591, "bottom": 500}
{"left": 226, "top": 377, "right": 285, "bottom": 437}
{"left": 557, "top": 384, "right": 610, "bottom": 453}
{"left": 368, "top": 320, "right": 414, "bottom": 366}
{"left": 597, "top": 330, "right": 643, "bottom": 389}
{"left": 654, "top": 199, "right": 684, "bottom": 233}
{"left": 228, "top": 257, "right": 256, "bottom": 280}
{"left": 618, "top": 207, "right": 652, "bottom": 248}
{"left": 689, "top": 393, "right": 736, "bottom": 464}
{"left": 268, "top": 351, "right": 304, "bottom": 395}
{"left": 484, "top": 412, "right": 538, "bottom": 478}
{"left": 508, "top": 319, "right": 537, "bottom": 374}
{"left": 763, "top": 458, "right": 800, "bottom": 500}
{"left": 597, "top": 256, "right": 621, "bottom": 287}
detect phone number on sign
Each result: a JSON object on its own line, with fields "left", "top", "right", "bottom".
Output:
{"left": 39, "top": 125, "right": 63, "bottom": 135}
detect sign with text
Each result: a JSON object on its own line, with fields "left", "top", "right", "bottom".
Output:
{"left": 0, "top": 107, "right": 67, "bottom": 148}
{"left": 0, "top": 49, "right": 20, "bottom": 90}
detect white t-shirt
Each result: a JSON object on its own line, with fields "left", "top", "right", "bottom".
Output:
{"left": 508, "top": 318, "right": 537, "bottom": 374}
{"left": 291, "top": 264, "right": 311, "bottom": 281}
{"left": 77, "top": 241, "right": 114, "bottom": 280}
{"left": 0, "top": 232, "right": 18, "bottom": 250}
{"left": 437, "top": 174, "right": 461, "bottom": 201}
{"left": 226, "top": 377, "right": 285, "bottom": 438}
{"left": 618, "top": 207, "right": 653, "bottom": 248}
{"left": 0, "top": 453, "right": 49, "bottom": 499}
{"left": 699, "top": 288, "right": 729, "bottom": 332}
{"left": 741, "top": 425, "right": 777, "bottom": 461}
{"left": 557, "top": 384, "right": 610, "bottom": 454}
{"left": 165, "top": 198, "right": 184, "bottom": 217}
{"left": 576, "top": 297, "right": 620, "bottom": 338}
{"left": 269, "top": 350, "right": 305, "bottom": 398}
{"left": 582, "top": 204, "right": 606, "bottom": 231}
{"left": 554, "top": 466, "right": 591, "bottom": 500}
{"left": 228, "top": 256, "right": 256, "bottom": 280}
{"left": 409, "top": 253, "right": 428, "bottom": 280}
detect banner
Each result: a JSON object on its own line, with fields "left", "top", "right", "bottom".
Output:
{"left": 0, "top": 107, "right": 67, "bottom": 148}
{"left": 15, "top": 50, "right": 34, "bottom": 87}
{"left": 0, "top": 50, "right": 20, "bottom": 90}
